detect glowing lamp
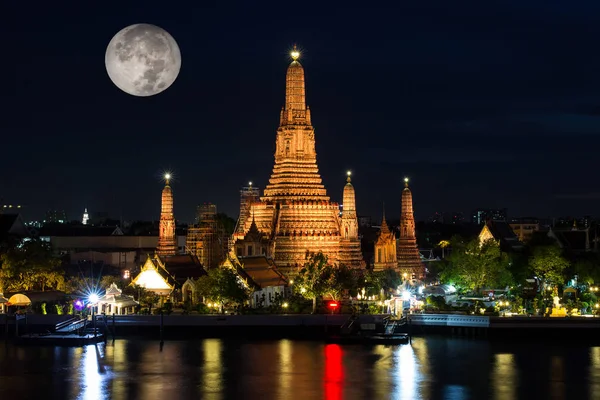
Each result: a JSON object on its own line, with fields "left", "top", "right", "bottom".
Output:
{"left": 327, "top": 301, "right": 339, "bottom": 309}
{"left": 282, "top": 302, "right": 289, "bottom": 308}
{"left": 404, "top": 177, "right": 409, "bottom": 183}
{"left": 88, "top": 293, "right": 99, "bottom": 304}
{"left": 402, "top": 291, "right": 411, "bottom": 301}
{"left": 74, "top": 300, "right": 84, "bottom": 311}
{"left": 165, "top": 173, "right": 171, "bottom": 180}
{"left": 291, "top": 50, "right": 300, "bottom": 60}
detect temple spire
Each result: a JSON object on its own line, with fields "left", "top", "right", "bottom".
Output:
{"left": 283, "top": 45, "right": 307, "bottom": 125}
{"left": 157, "top": 173, "right": 176, "bottom": 256}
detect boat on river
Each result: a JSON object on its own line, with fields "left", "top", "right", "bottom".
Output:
{"left": 327, "top": 315, "right": 410, "bottom": 345}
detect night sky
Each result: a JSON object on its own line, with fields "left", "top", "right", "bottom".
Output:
{"left": 3, "top": 2, "right": 600, "bottom": 224}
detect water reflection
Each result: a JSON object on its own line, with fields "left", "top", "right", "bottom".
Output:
{"left": 393, "top": 344, "right": 418, "bottom": 400}
{"left": 550, "top": 355, "right": 565, "bottom": 399}
{"left": 2, "top": 338, "right": 600, "bottom": 399}
{"left": 201, "top": 339, "right": 223, "bottom": 400}
{"left": 324, "top": 344, "right": 344, "bottom": 400}
{"left": 278, "top": 339, "right": 292, "bottom": 400}
{"left": 77, "top": 345, "right": 110, "bottom": 400}
{"left": 491, "top": 354, "right": 517, "bottom": 400}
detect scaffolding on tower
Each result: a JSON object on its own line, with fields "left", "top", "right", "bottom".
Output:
{"left": 234, "top": 184, "right": 260, "bottom": 235}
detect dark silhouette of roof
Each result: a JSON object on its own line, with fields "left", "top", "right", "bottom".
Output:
{"left": 483, "top": 220, "right": 524, "bottom": 252}
{"left": 161, "top": 254, "right": 207, "bottom": 284}
{"left": 549, "top": 227, "right": 589, "bottom": 252}
{"left": 0, "top": 214, "right": 28, "bottom": 239}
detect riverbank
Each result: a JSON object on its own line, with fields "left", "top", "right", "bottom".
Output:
{"left": 3, "top": 313, "right": 600, "bottom": 341}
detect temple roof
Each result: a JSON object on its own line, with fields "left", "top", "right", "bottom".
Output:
{"left": 480, "top": 220, "right": 524, "bottom": 252}
{"left": 548, "top": 227, "right": 589, "bottom": 252}
{"left": 238, "top": 255, "right": 288, "bottom": 288}
{"left": 160, "top": 254, "right": 207, "bottom": 284}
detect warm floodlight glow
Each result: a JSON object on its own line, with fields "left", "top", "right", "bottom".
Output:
{"left": 402, "top": 291, "right": 411, "bottom": 301}
{"left": 88, "top": 293, "right": 99, "bottom": 304}
{"left": 347, "top": 170, "right": 352, "bottom": 176}
{"left": 249, "top": 181, "right": 253, "bottom": 186}
{"left": 404, "top": 177, "right": 409, "bottom": 183}
{"left": 165, "top": 173, "right": 171, "bottom": 181}
{"left": 291, "top": 49, "right": 300, "bottom": 60}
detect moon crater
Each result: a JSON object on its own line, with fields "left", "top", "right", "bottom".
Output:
{"left": 105, "top": 24, "right": 181, "bottom": 97}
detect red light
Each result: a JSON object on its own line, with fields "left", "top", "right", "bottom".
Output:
{"left": 328, "top": 301, "right": 338, "bottom": 308}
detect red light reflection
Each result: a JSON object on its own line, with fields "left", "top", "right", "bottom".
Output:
{"left": 324, "top": 344, "right": 344, "bottom": 400}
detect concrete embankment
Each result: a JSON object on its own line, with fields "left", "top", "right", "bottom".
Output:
{"left": 409, "top": 314, "right": 600, "bottom": 340}
{"left": 0, "top": 314, "right": 353, "bottom": 339}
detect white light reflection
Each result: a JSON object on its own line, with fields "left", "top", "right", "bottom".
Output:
{"left": 78, "top": 344, "right": 110, "bottom": 400}
{"left": 492, "top": 354, "right": 517, "bottom": 400}
{"left": 201, "top": 339, "right": 223, "bottom": 400}
{"left": 393, "top": 345, "right": 418, "bottom": 399}
{"left": 278, "top": 339, "right": 292, "bottom": 400}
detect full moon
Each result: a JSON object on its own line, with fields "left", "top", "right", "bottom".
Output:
{"left": 105, "top": 24, "right": 181, "bottom": 97}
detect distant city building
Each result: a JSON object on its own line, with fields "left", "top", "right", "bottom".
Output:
{"left": 429, "top": 212, "right": 465, "bottom": 225}
{"left": 82, "top": 208, "right": 89, "bottom": 225}
{"left": 45, "top": 209, "right": 68, "bottom": 224}
{"left": 471, "top": 208, "right": 507, "bottom": 225}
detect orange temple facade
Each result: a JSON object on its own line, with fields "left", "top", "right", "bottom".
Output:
{"left": 157, "top": 175, "right": 176, "bottom": 256}
{"left": 233, "top": 50, "right": 364, "bottom": 271}
{"left": 396, "top": 179, "right": 425, "bottom": 278}
{"left": 373, "top": 210, "right": 397, "bottom": 271}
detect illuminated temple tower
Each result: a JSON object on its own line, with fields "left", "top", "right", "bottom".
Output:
{"left": 338, "top": 172, "right": 364, "bottom": 267}
{"left": 157, "top": 173, "right": 177, "bottom": 256}
{"left": 233, "top": 48, "right": 363, "bottom": 270}
{"left": 397, "top": 178, "right": 425, "bottom": 278}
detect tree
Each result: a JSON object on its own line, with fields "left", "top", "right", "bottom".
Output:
{"left": 195, "top": 268, "right": 249, "bottom": 312}
{"left": 0, "top": 239, "right": 64, "bottom": 292}
{"left": 294, "top": 251, "right": 330, "bottom": 313}
{"left": 441, "top": 238, "right": 511, "bottom": 293}
{"left": 100, "top": 275, "right": 126, "bottom": 290}
{"left": 529, "top": 245, "right": 569, "bottom": 289}
{"left": 323, "top": 264, "right": 356, "bottom": 301}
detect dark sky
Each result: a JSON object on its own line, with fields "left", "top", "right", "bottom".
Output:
{"left": 3, "top": 1, "right": 600, "bottom": 224}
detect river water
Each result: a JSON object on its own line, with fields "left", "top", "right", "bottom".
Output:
{"left": 0, "top": 336, "right": 598, "bottom": 400}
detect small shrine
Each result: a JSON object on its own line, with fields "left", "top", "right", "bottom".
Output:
{"left": 97, "top": 283, "right": 138, "bottom": 315}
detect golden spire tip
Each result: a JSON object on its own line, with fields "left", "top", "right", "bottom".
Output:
{"left": 291, "top": 45, "right": 300, "bottom": 61}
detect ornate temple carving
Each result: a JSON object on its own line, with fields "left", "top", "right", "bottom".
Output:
{"left": 234, "top": 215, "right": 271, "bottom": 258}
{"left": 157, "top": 174, "right": 176, "bottom": 256}
{"left": 373, "top": 208, "right": 397, "bottom": 271}
{"left": 233, "top": 48, "right": 364, "bottom": 272}
{"left": 397, "top": 178, "right": 425, "bottom": 278}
